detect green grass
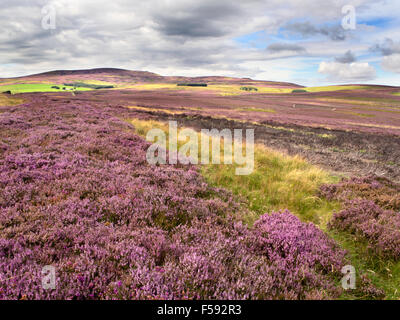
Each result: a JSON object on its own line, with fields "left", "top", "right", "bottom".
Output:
{"left": 327, "top": 230, "right": 400, "bottom": 300}
{"left": 0, "top": 83, "right": 93, "bottom": 94}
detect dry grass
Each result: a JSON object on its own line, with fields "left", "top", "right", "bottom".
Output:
{"left": 0, "top": 94, "right": 24, "bottom": 107}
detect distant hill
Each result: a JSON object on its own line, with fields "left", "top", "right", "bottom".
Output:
{"left": 18, "top": 68, "right": 165, "bottom": 83}
{"left": 1, "top": 68, "right": 303, "bottom": 88}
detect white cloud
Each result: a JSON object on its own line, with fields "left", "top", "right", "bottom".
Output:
{"left": 381, "top": 54, "right": 400, "bottom": 73}
{"left": 318, "top": 61, "right": 376, "bottom": 82}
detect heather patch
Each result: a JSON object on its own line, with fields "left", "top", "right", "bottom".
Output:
{"left": 320, "top": 177, "right": 400, "bottom": 298}
{"left": 0, "top": 99, "right": 346, "bottom": 299}
{"left": 320, "top": 176, "right": 400, "bottom": 211}
{"left": 328, "top": 200, "right": 400, "bottom": 260}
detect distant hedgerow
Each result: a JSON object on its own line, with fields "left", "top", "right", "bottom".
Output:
{"left": 240, "top": 86, "right": 258, "bottom": 91}
{"left": 177, "top": 83, "right": 207, "bottom": 87}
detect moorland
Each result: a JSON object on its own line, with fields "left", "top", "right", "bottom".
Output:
{"left": 0, "top": 68, "right": 399, "bottom": 299}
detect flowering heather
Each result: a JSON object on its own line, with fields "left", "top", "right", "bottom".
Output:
{"left": 328, "top": 200, "right": 400, "bottom": 260}
{"left": 353, "top": 274, "right": 385, "bottom": 300}
{"left": 321, "top": 177, "right": 400, "bottom": 261}
{"left": 320, "top": 176, "right": 400, "bottom": 211}
{"left": 0, "top": 98, "right": 346, "bottom": 299}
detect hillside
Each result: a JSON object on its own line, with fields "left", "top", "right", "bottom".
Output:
{"left": 0, "top": 68, "right": 302, "bottom": 88}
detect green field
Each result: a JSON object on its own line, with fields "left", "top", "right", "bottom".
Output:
{"left": 0, "top": 83, "right": 93, "bottom": 94}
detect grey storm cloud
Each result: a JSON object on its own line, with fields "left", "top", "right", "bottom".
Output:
{"left": 153, "top": 2, "right": 241, "bottom": 38}
{"left": 370, "top": 39, "right": 400, "bottom": 74}
{"left": 370, "top": 38, "right": 400, "bottom": 56}
{"left": 283, "top": 21, "right": 348, "bottom": 41}
{"left": 266, "top": 43, "right": 306, "bottom": 53}
{"left": 334, "top": 50, "right": 356, "bottom": 63}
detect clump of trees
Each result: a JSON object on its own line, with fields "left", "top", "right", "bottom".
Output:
{"left": 292, "top": 89, "right": 308, "bottom": 93}
{"left": 177, "top": 83, "right": 208, "bottom": 87}
{"left": 240, "top": 86, "right": 258, "bottom": 91}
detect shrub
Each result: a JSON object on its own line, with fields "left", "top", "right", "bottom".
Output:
{"left": 320, "top": 176, "right": 400, "bottom": 211}
{"left": 177, "top": 83, "right": 208, "bottom": 87}
{"left": 240, "top": 86, "right": 258, "bottom": 91}
{"left": 328, "top": 200, "right": 400, "bottom": 260}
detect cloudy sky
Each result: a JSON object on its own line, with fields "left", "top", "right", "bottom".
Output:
{"left": 1, "top": 0, "right": 399, "bottom": 86}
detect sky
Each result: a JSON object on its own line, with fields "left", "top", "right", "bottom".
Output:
{"left": 0, "top": 0, "right": 399, "bottom": 86}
